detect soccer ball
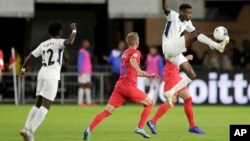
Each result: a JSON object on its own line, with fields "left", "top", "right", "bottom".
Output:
{"left": 213, "top": 26, "right": 228, "bottom": 41}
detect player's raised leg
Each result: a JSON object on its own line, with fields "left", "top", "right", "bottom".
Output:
{"left": 186, "top": 31, "right": 229, "bottom": 53}
{"left": 178, "top": 90, "right": 205, "bottom": 134}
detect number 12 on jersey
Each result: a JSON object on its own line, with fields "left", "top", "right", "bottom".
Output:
{"left": 42, "top": 49, "right": 55, "bottom": 66}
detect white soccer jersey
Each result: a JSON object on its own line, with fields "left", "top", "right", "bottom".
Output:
{"left": 162, "top": 10, "right": 195, "bottom": 41}
{"left": 31, "top": 38, "right": 66, "bottom": 80}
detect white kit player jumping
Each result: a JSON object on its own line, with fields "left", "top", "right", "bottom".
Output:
{"left": 161, "top": 0, "right": 230, "bottom": 107}
{"left": 19, "top": 21, "right": 77, "bottom": 141}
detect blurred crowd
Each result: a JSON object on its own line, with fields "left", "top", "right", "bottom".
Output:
{"left": 202, "top": 38, "right": 250, "bottom": 71}
{"left": 1, "top": 38, "right": 250, "bottom": 75}
{"left": 1, "top": 37, "right": 250, "bottom": 103}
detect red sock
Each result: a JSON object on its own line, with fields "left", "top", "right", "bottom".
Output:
{"left": 89, "top": 110, "right": 111, "bottom": 132}
{"left": 151, "top": 103, "right": 171, "bottom": 124}
{"left": 184, "top": 97, "right": 196, "bottom": 127}
{"left": 138, "top": 103, "right": 153, "bottom": 128}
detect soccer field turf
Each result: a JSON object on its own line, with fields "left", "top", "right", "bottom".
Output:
{"left": 0, "top": 104, "right": 249, "bottom": 141}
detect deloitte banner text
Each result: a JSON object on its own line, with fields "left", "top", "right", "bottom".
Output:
{"left": 138, "top": 71, "right": 250, "bottom": 105}
{"left": 181, "top": 71, "right": 250, "bottom": 105}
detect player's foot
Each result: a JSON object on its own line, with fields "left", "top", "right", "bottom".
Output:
{"left": 163, "top": 90, "right": 174, "bottom": 107}
{"left": 188, "top": 126, "right": 205, "bottom": 134}
{"left": 83, "top": 128, "right": 91, "bottom": 141}
{"left": 217, "top": 36, "right": 230, "bottom": 53}
{"left": 20, "top": 128, "right": 34, "bottom": 141}
{"left": 134, "top": 127, "right": 150, "bottom": 139}
{"left": 146, "top": 120, "right": 157, "bottom": 134}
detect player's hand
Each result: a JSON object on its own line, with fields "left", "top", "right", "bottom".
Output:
{"left": 102, "top": 55, "right": 108, "bottom": 61}
{"left": 70, "top": 23, "right": 77, "bottom": 30}
{"left": 185, "top": 54, "right": 193, "bottom": 60}
{"left": 19, "top": 70, "right": 26, "bottom": 77}
{"left": 147, "top": 73, "right": 160, "bottom": 79}
{"left": 139, "top": 70, "right": 148, "bottom": 76}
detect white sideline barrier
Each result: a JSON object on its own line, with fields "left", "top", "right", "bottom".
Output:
{"left": 1, "top": 72, "right": 111, "bottom": 104}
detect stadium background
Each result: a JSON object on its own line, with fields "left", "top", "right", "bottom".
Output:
{"left": 1, "top": 1, "right": 250, "bottom": 141}
{"left": 1, "top": 0, "right": 250, "bottom": 105}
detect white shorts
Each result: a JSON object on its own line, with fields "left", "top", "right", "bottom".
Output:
{"left": 162, "top": 36, "right": 187, "bottom": 58}
{"left": 162, "top": 36, "right": 187, "bottom": 66}
{"left": 169, "top": 53, "right": 188, "bottom": 67}
{"left": 36, "top": 79, "right": 59, "bottom": 101}
{"left": 78, "top": 74, "right": 91, "bottom": 83}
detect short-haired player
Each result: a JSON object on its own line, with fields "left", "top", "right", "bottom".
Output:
{"left": 19, "top": 21, "right": 77, "bottom": 141}
{"left": 82, "top": 32, "right": 159, "bottom": 141}
{"left": 147, "top": 55, "right": 205, "bottom": 135}
{"left": 161, "top": 0, "right": 230, "bottom": 107}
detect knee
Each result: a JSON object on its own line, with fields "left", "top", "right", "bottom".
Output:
{"left": 105, "top": 104, "right": 115, "bottom": 114}
{"left": 187, "top": 71, "right": 196, "bottom": 80}
{"left": 191, "top": 31, "right": 200, "bottom": 37}
{"left": 145, "top": 102, "right": 153, "bottom": 108}
{"left": 184, "top": 97, "right": 192, "bottom": 103}
{"left": 144, "top": 98, "right": 153, "bottom": 106}
{"left": 190, "top": 73, "right": 197, "bottom": 80}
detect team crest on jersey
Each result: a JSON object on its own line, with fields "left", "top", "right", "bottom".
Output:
{"left": 133, "top": 53, "right": 138, "bottom": 57}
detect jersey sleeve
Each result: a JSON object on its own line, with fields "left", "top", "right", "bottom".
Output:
{"left": 186, "top": 20, "right": 196, "bottom": 32}
{"left": 165, "top": 9, "right": 179, "bottom": 21}
{"left": 131, "top": 50, "right": 141, "bottom": 62}
{"left": 59, "top": 39, "right": 66, "bottom": 49}
{"left": 31, "top": 44, "right": 43, "bottom": 58}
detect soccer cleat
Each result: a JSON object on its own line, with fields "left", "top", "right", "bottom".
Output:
{"left": 188, "top": 126, "right": 205, "bottom": 134}
{"left": 20, "top": 128, "right": 34, "bottom": 141}
{"left": 134, "top": 127, "right": 150, "bottom": 139}
{"left": 146, "top": 120, "right": 157, "bottom": 134}
{"left": 83, "top": 128, "right": 91, "bottom": 141}
{"left": 217, "top": 36, "right": 230, "bottom": 53}
{"left": 163, "top": 90, "right": 174, "bottom": 107}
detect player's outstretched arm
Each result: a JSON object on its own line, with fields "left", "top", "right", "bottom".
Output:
{"left": 130, "top": 58, "right": 147, "bottom": 76}
{"left": 64, "top": 23, "right": 77, "bottom": 47}
{"left": 130, "top": 58, "right": 159, "bottom": 78}
{"left": 162, "top": 0, "right": 170, "bottom": 14}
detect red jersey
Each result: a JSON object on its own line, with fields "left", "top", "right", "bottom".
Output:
{"left": 163, "top": 60, "right": 181, "bottom": 82}
{"left": 164, "top": 60, "right": 187, "bottom": 92}
{"left": 117, "top": 47, "right": 141, "bottom": 85}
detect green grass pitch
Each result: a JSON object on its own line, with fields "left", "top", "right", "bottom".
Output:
{"left": 0, "top": 104, "right": 249, "bottom": 141}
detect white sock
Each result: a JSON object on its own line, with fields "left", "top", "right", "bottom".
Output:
{"left": 24, "top": 106, "right": 38, "bottom": 129}
{"left": 85, "top": 88, "right": 92, "bottom": 104}
{"left": 168, "top": 77, "right": 192, "bottom": 96}
{"left": 30, "top": 106, "right": 48, "bottom": 132}
{"left": 78, "top": 88, "right": 84, "bottom": 105}
{"left": 152, "top": 82, "right": 160, "bottom": 104}
{"left": 197, "top": 34, "right": 220, "bottom": 49}
{"left": 147, "top": 83, "right": 156, "bottom": 104}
